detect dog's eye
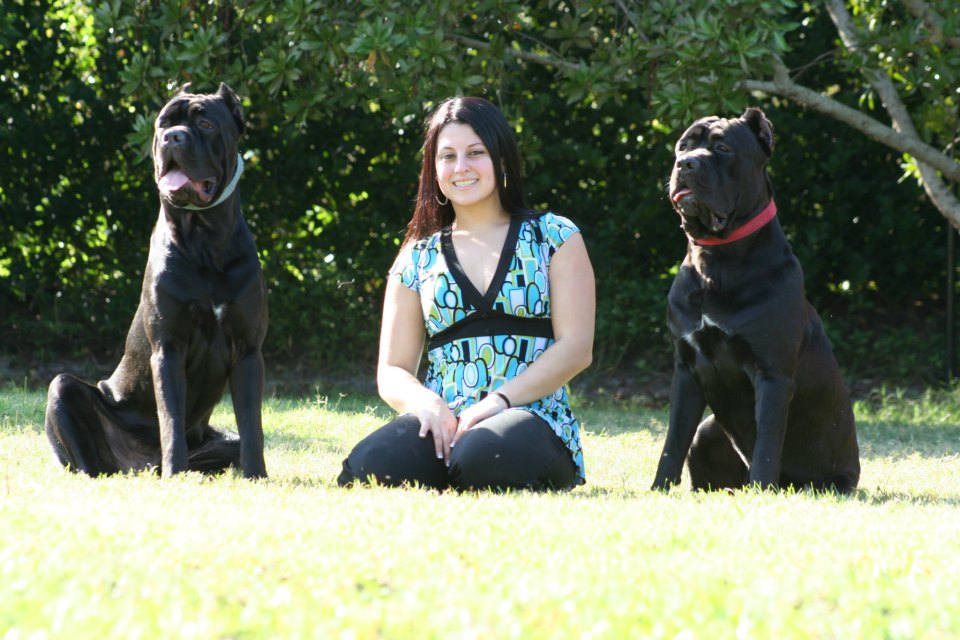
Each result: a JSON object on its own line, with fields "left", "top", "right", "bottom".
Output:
{"left": 199, "top": 119, "right": 215, "bottom": 130}
{"left": 715, "top": 143, "right": 731, "bottom": 153}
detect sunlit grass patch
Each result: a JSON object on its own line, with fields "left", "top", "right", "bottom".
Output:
{"left": 2, "top": 385, "right": 959, "bottom": 638}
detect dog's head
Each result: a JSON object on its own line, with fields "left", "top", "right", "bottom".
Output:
{"left": 153, "top": 83, "right": 245, "bottom": 209}
{"left": 669, "top": 107, "right": 775, "bottom": 239}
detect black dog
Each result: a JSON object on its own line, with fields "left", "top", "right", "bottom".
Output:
{"left": 45, "top": 83, "right": 268, "bottom": 479}
{"left": 651, "top": 108, "right": 859, "bottom": 493}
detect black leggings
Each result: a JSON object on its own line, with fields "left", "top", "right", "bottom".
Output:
{"left": 337, "top": 410, "right": 578, "bottom": 492}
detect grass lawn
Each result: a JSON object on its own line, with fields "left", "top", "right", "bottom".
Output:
{"left": 2, "top": 383, "right": 959, "bottom": 639}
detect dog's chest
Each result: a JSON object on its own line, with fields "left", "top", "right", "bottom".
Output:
{"left": 675, "top": 310, "right": 761, "bottom": 415}
{"left": 187, "top": 296, "right": 229, "bottom": 331}
{"left": 188, "top": 273, "right": 247, "bottom": 334}
{"left": 682, "top": 312, "right": 724, "bottom": 347}
{"left": 680, "top": 312, "right": 749, "bottom": 366}
{"left": 669, "top": 278, "right": 756, "bottom": 376}
{"left": 160, "top": 262, "right": 258, "bottom": 345}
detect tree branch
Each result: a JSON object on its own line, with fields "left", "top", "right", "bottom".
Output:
{"left": 444, "top": 33, "right": 584, "bottom": 73}
{"left": 901, "top": 0, "right": 960, "bottom": 49}
{"left": 615, "top": 0, "right": 641, "bottom": 33}
{"left": 825, "top": 0, "right": 960, "bottom": 226}
{"left": 738, "top": 69, "right": 960, "bottom": 183}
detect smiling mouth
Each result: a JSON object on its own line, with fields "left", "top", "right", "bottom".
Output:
{"left": 452, "top": 178, "right": 479, "bottom": 188}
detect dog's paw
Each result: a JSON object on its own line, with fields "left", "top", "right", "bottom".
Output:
{"left": 650, "top": 476, "right": 679, "bottom": 492}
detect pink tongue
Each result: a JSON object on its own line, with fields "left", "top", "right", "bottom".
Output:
{"left": 159, "top": 169, "right": 191, "bottom": 193}
{"left": 673, "top": 188, "right": 692, "bottom": 203}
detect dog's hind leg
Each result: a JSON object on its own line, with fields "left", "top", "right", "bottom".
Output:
{"left": 45, "top": 374, "right": 124, "bottom": 475}
{"left": 46, "top": 374, "right": 160, "bottom": 475}
{"left": 687, "top": 417, "right": 749, "bottom": 491}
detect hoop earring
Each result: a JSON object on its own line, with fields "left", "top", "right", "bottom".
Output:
{"left": 436, "top": 191, "right": 449, "bottom": 206}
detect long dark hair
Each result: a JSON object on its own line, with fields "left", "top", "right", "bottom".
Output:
{"left": 403, "top": 96, "right": 535, "bottom": 245}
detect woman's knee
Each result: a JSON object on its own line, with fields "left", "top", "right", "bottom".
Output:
{"left": 337, "top": 437, "right": 403, "bottom": 487}
{"left": 448, "top": 429, "right": 510, "bottom": 490}
{"left": 338, "top": 415, "right": 447, "bottom": 489}
{"left": 448, "top": 420, "right": 575, "bottom": 492}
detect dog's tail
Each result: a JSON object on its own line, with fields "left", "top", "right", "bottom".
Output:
{"left": 188, "top": 427, "right": 241, "bottom": 474}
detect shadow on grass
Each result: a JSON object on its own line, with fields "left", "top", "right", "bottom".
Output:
{"left": 850, "top": 488, "right": 960, "bottom": 507}
{"left": 569, "top": 485, "right": 960, "bottom": 506}
{"left": 582, "top": 403, "right": 960, "bottom": 461}
{"left": 0, "top": 386, "right": 47, "bottom": 433}
{"left": 578, "top": 405, "right": 667, "bottom": 437}
{"left": 264, "top": 428, "right": 347, "bottom": 456}
{"left": 857, "top": 418, "right": 960, "bottom": 460}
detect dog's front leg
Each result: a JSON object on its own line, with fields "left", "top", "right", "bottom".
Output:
{"left": 230, "top": 350, "right": 267, "bottom": 479}
{"left": 749, "top": 374, "right": 795, "bottom": 489}
{"left": 152, "top": 345, "right": 188, "bottom": 477}
{"left": 652, "top": 361, "right": 706, "bottom": 490}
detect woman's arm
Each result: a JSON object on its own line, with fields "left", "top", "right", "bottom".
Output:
{"left": 454, "top": 233, "right": 595, "bottom": 438}
{"left": 377, "top": 276, "right": 458, "bottom": 463}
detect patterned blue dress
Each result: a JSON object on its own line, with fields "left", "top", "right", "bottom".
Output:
{"left": 391, "top": 212, "right": 585, "bottom": 483}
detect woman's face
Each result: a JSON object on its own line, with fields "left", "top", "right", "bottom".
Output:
{"left": 435, "top": 122, "right": 499, "bottom": 211}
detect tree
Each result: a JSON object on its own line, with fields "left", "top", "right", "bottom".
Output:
{"left": 0, "top": 0, "right": 951, "bottom": 384}
{"left": 98, "top": 0, "right": 958, "bottom": 223}
{"left": 739, "top": 1, "right": 960, "bottom": 227}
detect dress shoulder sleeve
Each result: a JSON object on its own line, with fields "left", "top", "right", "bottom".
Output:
{"left": 537, "top": 212, "right": 581, "bottom": 252}
{"left": 388, "top": 234, "right": 442, "bottom": 293}
{"left": 388, "top": 241, "right": 422, "bottom": 292}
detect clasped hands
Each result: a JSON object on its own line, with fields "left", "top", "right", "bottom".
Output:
{"left": 415, "top": 392, "right": 510, "bottom": 465}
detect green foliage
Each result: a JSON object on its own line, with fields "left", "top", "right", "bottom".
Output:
{"left": 0, "top": 0, "right": 951, "bottom": 386}
{"left": 839, "top": 0, "right": 960, "bottom": 176}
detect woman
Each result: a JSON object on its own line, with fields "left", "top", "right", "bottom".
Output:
{"left": 337, "top": 96, "right": 595, "bottom": 491}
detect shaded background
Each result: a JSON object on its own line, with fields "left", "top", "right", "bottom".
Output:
{"left": 1, "top": 1, "right": 953, "bottom": 399}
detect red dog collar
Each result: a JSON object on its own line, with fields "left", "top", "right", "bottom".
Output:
{"left": 693, "top": 200, "right": 777, "bottom": 246}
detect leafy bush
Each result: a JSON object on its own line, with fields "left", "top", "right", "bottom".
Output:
{"left": 0, "top": 0, "right": 950, "bottom": 389}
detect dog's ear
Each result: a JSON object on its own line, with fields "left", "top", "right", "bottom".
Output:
{"left": 176, "top": 82, "right": 193, "bottom": 96}
{"left": 218, "top": 82, "right": 245, "bottom": 136}
{"left": 743, "top": 107, "right": 774, "bottom": 157}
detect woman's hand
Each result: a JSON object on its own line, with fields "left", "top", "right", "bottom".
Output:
{"left": 413, "top": 396, "right": 459, "bottom": 464}
{"left": 458, "top": 233, "right": 594, "bottom": 415}
{"left": 453, "top": 392, "right": 510, "bottom": 446}
{"left": 378, "top": 277, "right": 459, "bottom": 462}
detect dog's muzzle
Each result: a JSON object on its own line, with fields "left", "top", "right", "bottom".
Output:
{"left": 672, "top": 187, "right": 728, "bottom": 233}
